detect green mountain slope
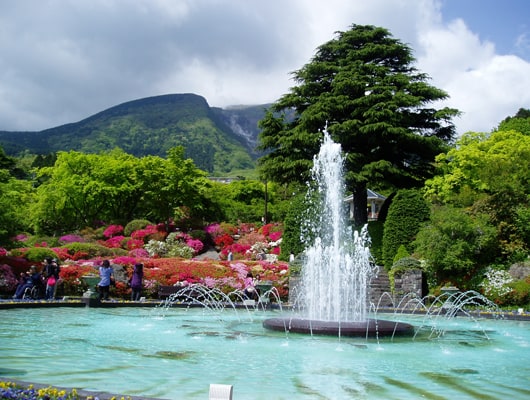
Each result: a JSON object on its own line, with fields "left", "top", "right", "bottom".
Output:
{"left": 0, "top": 93, "right": 268, "bottom": 174}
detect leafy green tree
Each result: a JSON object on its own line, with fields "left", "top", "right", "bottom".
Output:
{"left": 205, "top": 179, "right": 291, "bottom": 224}
{"left": 0, "top": 172, "right": 33, "bottom": 244}
{"left": 497, "top": 108, "right": 530, "bottom": 135}
{"left": 138, "top": 146, "right": 210, "bottom": 226}
{"left": 31, "top": 147, "right": 212, "bottom": 234}
{"left": 279, "top": 193, "right": 310, "bottom": 260}
{"left": 424, "top": 130, "right": 530, "bottom": 260}
{"left": 31, "top": 149, "right": 144, "bottom": 233}
{"left": 258, "top": 24, "right": 459, "bottom": 226}
{"left": 413, "top": 205, "right": 498, "bottom": 290}
{"left": 382, "top": 189, "right": 430, "bottom": 269}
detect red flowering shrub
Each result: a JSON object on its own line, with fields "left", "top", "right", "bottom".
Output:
{"left": 59, "top": 264, "right": 98, "bottom": 295}
{"left": 237, "top": 223, "right": 257, "bottom": 234}
{"left": 0, "top": 264, "right": 18, "bottom": 294}
{"left": 221, "top": 243, "right": 251, "bottom": 260}
{"left": 100, "top": 236, "right": 126, "bottom": 249}
{"left": 238, "top": 231, "right": 266, "bottom": 246}
{"left": 103, "top": 225, "right": 124, "bottom": 238}
{"left": 51, "top": 247, "right": 71, "bottom": 261}
{"left": 259, "top": 223, "right": 274, "bottom": 237}
{"left": 131, "top": 225, "right": 158, "bottom": 241}
{"left": 59, "top": 234, "right": 85, "bottom": 243}
{"left": 129, "top": 248, "right": 149, "bottom": 258}
{"left": 126, "top": 239, "right": 144, "bottom": 250}
{"left": 71, "top": 251, "right": 89, "bottom": 261}
{"left": 219, "top": 222, "right": 238, "bottom": 236}
{"left": 112, "top": 256, "right": 138, "bottom": 267}
{"left": 113, "top": 281, "right": 129, "bottom": 298}
{"left": 214, "top": 234, "right": 234, "bottom": 248}
{"left": 186, "top": 238, "right": 204, "bottom": 254}
{"left": 269, "top": 231, "right": 282, "bottom": 242}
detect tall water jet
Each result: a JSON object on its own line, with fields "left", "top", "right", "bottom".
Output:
{"left": 264, "top": 131, "right": 414, "bottom": 337}
{"left": 301, "top": 132, "right": 373, "bottom": 323}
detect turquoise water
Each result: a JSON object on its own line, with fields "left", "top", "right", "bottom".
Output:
{"left": 0, "top": 307, "right": 529, "bottom": 399}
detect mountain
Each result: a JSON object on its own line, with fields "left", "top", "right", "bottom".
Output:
{"left": 0, "top": 94, "right": 270, "bottom": 174}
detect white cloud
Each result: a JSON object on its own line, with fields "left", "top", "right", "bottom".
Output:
{"left": 416, "top": 15, "right": 530, "bottom": 133}
{"left": 0, "top": 0, "right": 528, "bottom": 136}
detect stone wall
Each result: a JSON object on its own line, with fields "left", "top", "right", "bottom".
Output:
{"left": 288, "top": 269, "right": 425, "bottom": 309}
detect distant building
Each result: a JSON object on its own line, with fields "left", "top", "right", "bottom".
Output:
{"left": 208, "top": 177, "right": 239, "bottom": 184}
{"left": 344, "top": 189, "right": 386, "bottom": 221}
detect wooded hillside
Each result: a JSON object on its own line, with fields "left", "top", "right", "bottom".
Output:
{"left": 0, "top": 93, "right": 268, "bottom": 174}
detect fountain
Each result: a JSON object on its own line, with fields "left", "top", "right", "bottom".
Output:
{"left": 1, "top": 305, "right": 528, "bottom": 399}
{"left": 263, "top": 132, "right": 414, "bottom": 337}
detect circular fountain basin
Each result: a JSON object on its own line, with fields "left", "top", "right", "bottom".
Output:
{"left": 263, "top": 317, "right": 415, "bottom": 337}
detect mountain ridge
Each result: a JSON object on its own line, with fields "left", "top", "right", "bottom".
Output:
{"left": 0, "top": 93, "right": 269, "bottom": 174}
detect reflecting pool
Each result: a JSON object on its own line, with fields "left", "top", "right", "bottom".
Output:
{"left": 0, "top": 306, "right": 529, "bottom": 399}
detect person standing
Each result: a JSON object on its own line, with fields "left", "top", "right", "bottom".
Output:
{"left": 130, "top": 263, "right": 143, "bottom": 301}
{"left": 97, "top": 260, "right": 114, "bottom": 301}
{"left": 43, "top": 257, "right": 60, "bottom": 300}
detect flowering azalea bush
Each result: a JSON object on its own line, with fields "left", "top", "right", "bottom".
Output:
{"left": 0, "top": 264, "right": 18, "bottom": 294}
{"left": 0, "top": 221, "right": 290, "bottom": 300}
{"left": 59, "top": 234, "right": 85, "bottom": 244}
{"left": 103, "top": 224, "right": 124, "bottom": 238}
{"left": 100, "top": 235, "right": 126, "bottom": 248}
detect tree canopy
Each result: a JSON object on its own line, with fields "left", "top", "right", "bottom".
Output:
{"left": 423, "top": 129, "right": 530, "bottom": 261}
{"left": 258, "top": 24, "right": 459, "bottom": 225}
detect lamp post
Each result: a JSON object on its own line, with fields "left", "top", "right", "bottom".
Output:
{"left": 263, "top": 180, "right": 268, "bottom": 224}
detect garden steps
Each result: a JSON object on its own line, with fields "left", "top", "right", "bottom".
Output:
{"left": 369, "top": 269, "right": 393, "bottom": 307}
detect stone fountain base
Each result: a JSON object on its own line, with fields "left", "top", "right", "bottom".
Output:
{"left": 263, "top": 317, "right": 415, "bottom": 338}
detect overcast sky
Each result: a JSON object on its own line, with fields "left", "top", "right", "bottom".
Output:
{"left": 1, "top": 0, "right": 529, "bottom": 135}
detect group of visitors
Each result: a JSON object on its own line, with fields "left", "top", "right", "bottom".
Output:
{"left": 12, "top": 258, "right": 144, "bottom": 302}
{"left": 96, "top": 261, "right": 144, "bottom": 301}
{"left": 13, "top": 257, "right": 60, "bottom": 300}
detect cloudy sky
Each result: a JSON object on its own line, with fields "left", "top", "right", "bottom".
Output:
{"left": 1, "top": 0, "right": 529, "bottom": 135}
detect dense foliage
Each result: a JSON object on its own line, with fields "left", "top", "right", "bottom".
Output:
{"left": 382, "top": 189, "right": 430, "bottom": 270}
{"left": 258, "top": 24, "right": 459, "bottom": 226}
{"left": 0, "top": 94, "right": 258, "bottom": 175}
{"left": 0, "top": 25, "right": 528, "bottom": 306}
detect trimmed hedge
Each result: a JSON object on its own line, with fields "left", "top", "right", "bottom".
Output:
{"left": 382, "top": 189, "right": 429, "bottom": 270}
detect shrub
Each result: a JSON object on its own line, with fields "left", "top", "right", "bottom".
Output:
{"left": 103, "top": 224, "right": 124, "bottom": 238}
{"left": 124, "top": 219, "right": 152, "bottom": 236}
{"left": 189, "top": 229, "right": 207, "bottom": 243}
{"left": 131, "top": 225, "right": 158, "bottom": 241}
{"left": 480, "top": 267, "right": 513, "bottom": 304}
{"left": 59, "top": 264, "right": 97, "bottom": 296}
{"left": 382, "top": 189, "right": 430, "bottom": 270}
{"left": 393, "top": 245, "right": 410, "bottom": 265}
{"left": 100, "top": 236, "right": 126, "bottom": 249}
{"left": 506, "top": 277, "right": 530, "bottom": 306}
{"left": 388, "top": 256, "right": 423, "bottom": 293}
{"left": 61, "top": 242, "right": 122, "bottom": 258}
{"left": 367, "top": 220, "right": 384, "bottom": 265}
{"left": 0, "top": 264, "right": 18, "bottom": 294}
{"left": 24, "top": 235, "right": 61, "bottom": 248}
{"left": 59, "top": 234, "right": 85, "bottom": 243}
{"left": 23, "top": 247, "right": 58, "bottom": 263}
{"left": 167, "top": 243, "right": 194, "bottom": 258}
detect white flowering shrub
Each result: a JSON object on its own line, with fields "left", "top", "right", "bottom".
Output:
{"left": 145, "top": 239, "right": 168, "bottom": 257}
{"left": 167, "top": 243, "right": 194, "bottom": 258}
{"left": 144, "top": 233, "right": 195, "bottom": 259}
{"left": 480, "top": 268, "right": 513, "bottom": 300}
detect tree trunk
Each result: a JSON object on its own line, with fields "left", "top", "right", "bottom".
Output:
{"left": 352, "top": 184, "right": 368, "bottom": 229}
